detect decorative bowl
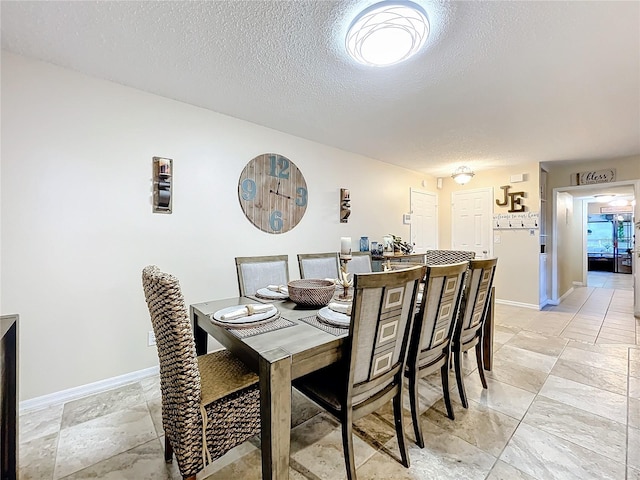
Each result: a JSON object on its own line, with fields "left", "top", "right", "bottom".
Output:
{"left": 287, "top": 279, "right": 335, "bottom": 307}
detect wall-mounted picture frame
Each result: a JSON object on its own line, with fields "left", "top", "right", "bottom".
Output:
{"left": 152, "top": 157, "right": 172, "bottom": 214}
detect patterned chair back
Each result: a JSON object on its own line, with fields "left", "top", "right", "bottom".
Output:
{"left": 346, "top": 266, "right": 424, "bottom": 405}
{"left": 425, "top": 250, "right": 476, "bottom": 265}
{"left": 348, "top": 252, "right": 373, "bottom": 274}
{"left": 297, "top": 252, "right": 340, "bottom": 279}
{"left": 456, "top": 258, "right": 498, "bottom": 345}
{"left": 235, "top": 255, "right": 289, "bottom": 296}
{"left": 408, "top": 262, "right": 468, "bottom": 367}
{"left": 141, "top": 265, "right": 202, "bottom": 463}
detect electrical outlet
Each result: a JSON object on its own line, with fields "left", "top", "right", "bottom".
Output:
{"left": 148, "top": 330, "right": 156, "bottom": 347}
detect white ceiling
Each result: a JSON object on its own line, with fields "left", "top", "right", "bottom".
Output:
{"left": 2, "top": 1, "right": 639, "bottom": 176}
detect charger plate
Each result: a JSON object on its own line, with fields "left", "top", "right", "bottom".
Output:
{"left": 212, "top": 305, "right": 278, "bottom": 326}
{"left": 317, "top": 306, "right": 350, "bottom": 328}
{"left": 255, "top": 288, "right": 288, "bottom": 300}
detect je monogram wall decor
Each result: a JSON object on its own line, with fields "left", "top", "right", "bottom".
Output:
{"left": 496, "top": 185, "right": 526, "bottom": 212}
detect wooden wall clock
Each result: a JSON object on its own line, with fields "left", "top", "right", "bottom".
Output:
{"left": 238, "top": 153, "right": 308, "bottom": 234}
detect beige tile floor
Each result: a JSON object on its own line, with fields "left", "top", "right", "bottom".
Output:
{"left": 19, "top": 272, "right": 640, "bottom": 479}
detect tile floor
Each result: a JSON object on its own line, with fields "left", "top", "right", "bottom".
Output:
{"left": 19, "top": 272, "right": 640, "bottom": 479}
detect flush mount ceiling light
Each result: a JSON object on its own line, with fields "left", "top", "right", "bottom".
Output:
{"left": 594, "top": 194, "right": 615, "bottom": 203}
{"left": 346, "top": 1, "right": 430, "bottom": 67}
{"left": 451, "top": 166, "right": 474, "bottom": 185}
{"left": 609, "top": 198, "right": 629, "bottom": 207}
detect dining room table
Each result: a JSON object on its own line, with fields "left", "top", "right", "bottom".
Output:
{"left": 190, "top": 295, "right": 348, "bottom": 480}
{"left": 189, "top": 281, "right": 495, "bottom": 480}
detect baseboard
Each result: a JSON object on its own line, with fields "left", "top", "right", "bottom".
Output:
{"left": 20, "top": 365, "right": 159, "bottom": 413}
{"left": 560, "top": 287, "right": 575, "bottom": 302}
{"left": 494, "top": 299, "right": 540, "bottom": 310}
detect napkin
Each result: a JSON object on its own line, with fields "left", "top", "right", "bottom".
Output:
{"left": 267, "top": 285, "right": 289, "bottom": 294}
{"left": 328, "top": 302, "right": 352, "bottom": 316}
{"left": 220, "top": 304, "right": 274, "bottom": 321}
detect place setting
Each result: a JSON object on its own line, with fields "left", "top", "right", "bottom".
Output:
{"left": 254, "top": 284, "right": 289, "bottom": 301}
{"left": 210, "top": 303, "right": 295, "bottom": 338}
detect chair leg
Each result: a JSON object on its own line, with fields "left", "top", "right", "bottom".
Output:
{"left": 393, "top": 390, "right": 410, "bottom": 467}
{"left": 440, "top": 360, "right": 455, "bottom": 420}
{"left": 475, "top": 342, "right": 488, "bottom": 389}
{"left": 183, "top": 476, "right": 196, "bottom": 480}
{"left": 341, "top": 413, "right": 357, "bottom": 480}
{"left": 164, "top": 436, "right": 173, "bottom": 463}
{"left": 454, "top": 349, "right": 469, "bottom": 409}
{"left": 408, "top": 370, "right": 424, "bottom": 448}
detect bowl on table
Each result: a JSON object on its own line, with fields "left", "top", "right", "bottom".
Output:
{"left": 287, "top": 279, "right": 335, "bottom": 307}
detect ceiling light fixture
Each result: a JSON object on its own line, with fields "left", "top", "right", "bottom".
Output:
{"left": 451, "top": 166, "right": 475, "bottom": 185}
{"left": 593, "top": 194, "right": 615, "bottom": 203}
{"left": 609, "top": 198, "right": 629, "bottom": 207}
{"left": 346, "top": 1, "right": 430, "bottom": 67}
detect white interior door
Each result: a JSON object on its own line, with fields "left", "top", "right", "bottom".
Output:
{"left": 410, "top": 189, "right": 437, "bottom": 252}
{"left": 451, "top": 188, "right": 493, "bottom": 258}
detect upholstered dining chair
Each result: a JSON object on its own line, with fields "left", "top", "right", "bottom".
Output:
{"left": 452, "top": 258, "right": 498, "bottom": 409}
{"left": 142, "top": 266, "right": 261, "bottom": 480}
{"left": 235, "top": 254, "right": 289, "bottom": 296}
{"left": 347, "top": 251, "right": 373, "bottom": 274}
{"left": 425, "top": 249, "right": 476, "bottom": 265}
{"left": 297, "top": 252, "right": 340, "bottom": 280}
{"left": 293, "top": 265, "right": 425, "bottom": 480}
{"left": 405, "top": 262, "right": 468, "bottom": 447}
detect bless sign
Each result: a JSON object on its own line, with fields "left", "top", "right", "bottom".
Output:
{"left": 575, "top": 168, "right": 616, "bottom": 185}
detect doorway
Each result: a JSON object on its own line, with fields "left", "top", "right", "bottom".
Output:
{"left": 551, "top": 180, "right": 639, "bottom": 317}
{"left": 451, "top": 187, "right": 493, "bottom": 259}
{"left": 587, "top": 212, "right": 633, "bottom": 274}
{"left": 410, "top": 189, "right": 438, "bottom": 253}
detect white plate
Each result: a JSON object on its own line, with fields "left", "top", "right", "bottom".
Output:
{"left": 212, "top": 305, "right": 278, "bottom": 324}
{"left": 317, "top": 306, "right": 350, "bottom": 327}
{"left": 255, "top": 288, "right": 288, "bottom": 300}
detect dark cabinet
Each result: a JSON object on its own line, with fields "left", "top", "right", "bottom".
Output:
{"left": 1, "top": 315, "right": 18, "bottom": 480}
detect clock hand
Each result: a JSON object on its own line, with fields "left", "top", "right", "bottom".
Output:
{"left": 269, "top": 190, "right": 291, "bottom": 200}
{"left": 269, "top": 180, "right": 282, "bottom": 196}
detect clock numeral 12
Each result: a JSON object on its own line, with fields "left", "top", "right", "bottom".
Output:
{"left": 296, "top": 187, "right": 307, "bottom": 207}
{"left": 269, "top": 210, "right": 283, "bottom": 231}
{"left": 268, "top": 155, "right": 290, "bottom": 179}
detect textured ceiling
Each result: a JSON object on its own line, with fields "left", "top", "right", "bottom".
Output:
{"left": 2, "top": 1, "right": 639, "bottom": 176}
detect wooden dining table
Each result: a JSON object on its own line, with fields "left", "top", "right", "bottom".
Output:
{"left": 190, "top": 296, "right": 347, "bottom": 480}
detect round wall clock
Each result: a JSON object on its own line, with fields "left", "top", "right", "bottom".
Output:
{"left": 238, "top": 153, "right": 308, "bottom": 234}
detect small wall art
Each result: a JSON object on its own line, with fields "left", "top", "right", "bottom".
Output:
{"left": 153, "top": 157, "right": 172, "bottom": 214}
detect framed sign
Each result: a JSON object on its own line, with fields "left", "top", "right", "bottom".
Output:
{"left": 574, "top": 168, "right": 616, "bottom": 185}
{"left": 600, "top": 205, "right": 633, "bottom": 213}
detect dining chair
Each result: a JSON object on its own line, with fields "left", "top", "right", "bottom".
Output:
{"left": 347, "top": 251, "right": 372, "bottom": 274}
{"left": 235, "top": 254, "right": 289, "bottom": 296}
{"left": 293, "top": 265, "right": 425, "bottom": 480}
{"left": 404, "top": 261, "right": 468, "bottom": 447}
{"left": 425, "top": 249, "right": 476, "bottom": 265}
{"left": 452, "top": 258, "right": 498, "bottom": 409}
{"left": 142, "top": 266, "right": 261, "bottom": 480}
{"left": 297, "top": 252, "right": 340, "bottom": 280}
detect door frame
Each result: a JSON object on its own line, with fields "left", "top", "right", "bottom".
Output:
{"left": 410, "top": 188, "right": 438, "bottom": 252}
{"left": 551, "top": 179, "right": 640, "bottom": 316}
{"left": 451, "top": 187, "right": 494, "bottom": 259}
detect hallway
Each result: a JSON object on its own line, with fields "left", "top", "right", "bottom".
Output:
{"left": 543, "top": 271, "right": 637, "bottom": 345}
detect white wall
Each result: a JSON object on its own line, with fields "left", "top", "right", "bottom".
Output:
{"left": 438, "top": 163, "right": 541, "bottom": 308}
{"left": 1, "top": 53, "right": 429, "bottom": 400}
